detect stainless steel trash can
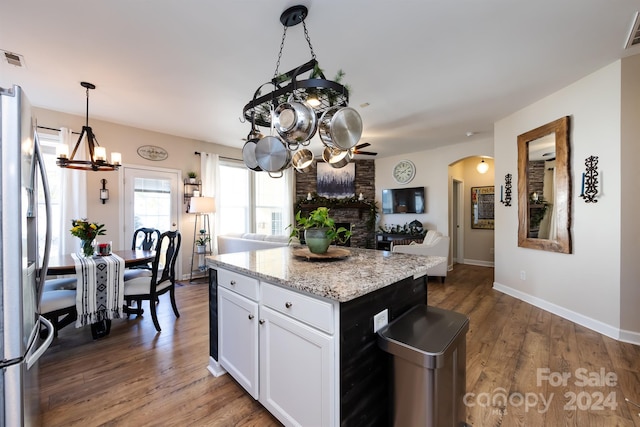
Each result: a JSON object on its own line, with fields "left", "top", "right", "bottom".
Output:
{"left": 377, "top": 305, "right": 469, "bottom": 427}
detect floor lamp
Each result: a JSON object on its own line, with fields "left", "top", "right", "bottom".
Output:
{"left": 189, "top": 196, "right": 215, "bottom": 282}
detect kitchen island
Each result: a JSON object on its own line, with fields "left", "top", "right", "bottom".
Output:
{"left": 206, "top": 246, "right": 446, "bottom": 426}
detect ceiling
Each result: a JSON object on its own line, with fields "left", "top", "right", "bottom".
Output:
{"left": 2, "top": 0, "right": 639, "bottom": 159}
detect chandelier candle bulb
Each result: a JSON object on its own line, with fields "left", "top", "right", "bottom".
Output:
{"left": 57, "top": 144, "right": 69, "bottom": 159}
{"left": 111, "top": 152, "right": 121, "bottom": 165}
{"left": 94, "top": 146, "right": 106, "bottom": 161}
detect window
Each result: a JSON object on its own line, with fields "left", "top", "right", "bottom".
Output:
{"left": 132, "top": 177, "right": 172, "bottom": 231}
{"left": 36, "top": 133, "right": 64, "bottom": 258}
{"left": 218, "top": 159, "right": 291, "bottom": 236}
{"left": 218, "top": 161, "right": 250, "bottom": 234}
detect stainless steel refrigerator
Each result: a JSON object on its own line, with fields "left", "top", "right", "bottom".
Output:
{"left": 1, "top": 85, "right": 55, "bottom": 426}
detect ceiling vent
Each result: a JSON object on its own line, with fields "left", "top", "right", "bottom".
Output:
{"left": 1, "top": 50, "right": 25, "bottom": 67}
{"left": 625, "top": 12, "right": 640, "bottom": 48}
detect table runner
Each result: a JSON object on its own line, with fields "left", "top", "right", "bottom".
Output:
{"left": 71, "top": 253, "right": 125, "bottom": 327}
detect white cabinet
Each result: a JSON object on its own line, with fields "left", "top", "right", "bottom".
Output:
{"left": 218, "top": 286, "right": 259, "bottom": 398}
{"left": 217, "top": 268, "right": 337, "bottom": 427}
{"left": 259, "top": 305, "right": 334, "bottom": 426}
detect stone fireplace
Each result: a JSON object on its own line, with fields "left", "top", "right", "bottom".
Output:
{"left": 294, "top": 159, "right": 376, "bottom": 248}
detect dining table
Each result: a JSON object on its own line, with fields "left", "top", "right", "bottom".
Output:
{"left": 46, "top": 249, "right": 155, "bottom": 338}
{"left": 47, "top": 249, "right": 155, "bottom": 276}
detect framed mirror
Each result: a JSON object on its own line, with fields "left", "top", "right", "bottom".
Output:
{"left": 517, "top": 116, "right": 572, "bottom": 253}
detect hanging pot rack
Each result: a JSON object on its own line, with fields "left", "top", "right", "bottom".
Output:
{"left": 240, "top": 5, "right": 360, "bottom": 175}
{"left": 242, "top": 59, "right": 349, "bottom": 128}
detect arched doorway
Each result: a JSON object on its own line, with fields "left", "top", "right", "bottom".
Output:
{"left": 448, "top": 156, "right": 495, "bottom": 267}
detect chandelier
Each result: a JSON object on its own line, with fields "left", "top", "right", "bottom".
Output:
{"left": 242, "top": 5, "right": 363, "bottom": 175}
{"left": 57, "top": 82, "right": 121, "bottom": 171}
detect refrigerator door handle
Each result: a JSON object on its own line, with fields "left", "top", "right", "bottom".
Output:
{"left": 25, "top": 316, "right": 54, "bottom": 370}
{"left": 33, "top": 130, "right": 52, "bottom": 302}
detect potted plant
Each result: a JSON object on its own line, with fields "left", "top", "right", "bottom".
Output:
{"left": 195, "top": 235, "right": 210, "bottom": 253}
{"left": 187, "top": 171, "right": 197, "bottom": 184}
{"left": 288, "top": 207, "right": 351, "bottom": 254}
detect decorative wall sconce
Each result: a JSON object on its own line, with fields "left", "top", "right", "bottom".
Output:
{"left": 500, "top": 173, "right": 512, "bottom": 206}
{"left": 580, "top": 156, "right": 599, "bottom": 203}
{"left": 99, "top": 179, "right": 109, "bottom": 204}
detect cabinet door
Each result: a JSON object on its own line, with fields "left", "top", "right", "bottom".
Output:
{"left": 259, "top": 306, "right": 335, "bottom": 427}
{"left": 218, "top": 287, "right": 259, "bottom": 399}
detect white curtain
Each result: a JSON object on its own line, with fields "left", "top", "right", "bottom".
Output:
{"left": 200, "top": 152, "right": 219, "bottom": 254}
{"left": 59, "top": 128, "right": 87, "bottom": 255}
{"left": 282, "top": 167, "right": 294, "bottom": 236}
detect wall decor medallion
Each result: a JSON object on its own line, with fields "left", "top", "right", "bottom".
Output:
{"left": 392, "top": 160, "right": 416, "bottom": 184}
{"left": 137, "top": 145, "right": 168, "bottom": 161}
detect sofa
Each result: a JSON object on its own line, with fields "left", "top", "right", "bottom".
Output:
{"left": 391, "top": 230, "right": 450, "bottom": 283}
{"left": 217, "top": 233, "right": 292, "bottom": 255}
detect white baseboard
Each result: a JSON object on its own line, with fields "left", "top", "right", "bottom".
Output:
{"left": 493, "top": 282, "right": 640, "bottom": 346}
{"left": 208, "top": 356, "right": 226, "bottom": 377}
{"left": 463, "top": 259, "right": 495, "bottom": 267}
{"left": 618, "top": 328, "right": 640, "bottom": 345}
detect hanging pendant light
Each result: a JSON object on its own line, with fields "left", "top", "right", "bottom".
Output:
{"left": 56, "top": 82, "right": 121, "bottom": 171}
{"left": 476, "top": 158, "right": 489, "bottom": 174}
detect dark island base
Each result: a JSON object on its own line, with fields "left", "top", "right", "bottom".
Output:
{"left": 340, "top": 275, "right": 427, "bottom": 426}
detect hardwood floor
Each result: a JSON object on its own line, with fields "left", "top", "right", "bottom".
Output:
{"left": 39, "top": 265, "right": 640, "bottom": 426}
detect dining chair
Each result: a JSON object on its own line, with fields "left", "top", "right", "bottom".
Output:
{"left": 42, "top": 277, "right": 77, "bottom": 292}
{"left": 124, "top": 227, "right": 161, "bottom": 281}
{"left": 123, "top": 230, "right": 181, "bottom": 331}
{"left": 132, "top": 227, "right": 161, "bottom": 251}
{"left": 40, "top": 289, "right": 77, "bottom": 337}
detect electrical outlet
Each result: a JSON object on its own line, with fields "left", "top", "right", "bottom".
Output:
{"left": 520, "top": 270, "right": 526, "bottom": 280}
{"left": 373, "top": 309, "right": 389, "bottom": 333}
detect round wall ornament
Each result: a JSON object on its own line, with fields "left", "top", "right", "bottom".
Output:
{"left": 137, "top": 145, "right": 168, "bottom": 161}
{"left": 392, "top": 159, "right": 416, "bottom": 184}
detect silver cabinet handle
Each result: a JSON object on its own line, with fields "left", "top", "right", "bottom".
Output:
{"left": 285, "top": 302, "right": 293, "bottom": 308}
{"left": 259, "top": 319, "right": 265, "bottom": 325}
{"left": 248, "top": 314, "right": 254, "bottom": 320}
{"left": 230, "top": 280, "right": 236, "bottom": 285}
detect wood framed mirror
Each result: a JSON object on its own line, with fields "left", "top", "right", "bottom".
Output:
{"left": 517, "top": 116, "right": 572, "bottom": 253}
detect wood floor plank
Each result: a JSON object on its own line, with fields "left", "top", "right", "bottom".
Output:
{"left": 39, "top": 264, "right": 640, "bottom": 426}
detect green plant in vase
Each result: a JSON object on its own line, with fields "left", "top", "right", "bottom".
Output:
{"left": 195, "top": 233, "right": 210, "bottom": 254}
{"left": 288, "top": 207, "right": 351, "bottom": 254}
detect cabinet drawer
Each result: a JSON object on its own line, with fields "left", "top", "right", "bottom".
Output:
{"left": 262, "top": 282, "right": 334, "bottom": 334}
{"left": 217, "top": 269, "right": 259, "bottom": 301}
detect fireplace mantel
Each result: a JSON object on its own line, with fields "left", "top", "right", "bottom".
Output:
{"left": 297, "top": 201, "right": 371, "bottom": 218}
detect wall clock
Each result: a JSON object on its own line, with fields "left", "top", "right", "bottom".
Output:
{"left": 392, "top": 160, "right": 416, "bottom": 184}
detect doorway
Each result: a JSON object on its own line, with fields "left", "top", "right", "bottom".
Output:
{"left": 452, "top": 179, "right": 464, "bottom": 264}
{"left": 122, "top": 166, "right": 181, "bottom": 271}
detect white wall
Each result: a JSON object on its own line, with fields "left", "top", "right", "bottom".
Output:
{"left": 494, "top": 61, "right": 624, "bottom": 338}
{"left": 620, "top": 54, "right": 640, "bottom": 340}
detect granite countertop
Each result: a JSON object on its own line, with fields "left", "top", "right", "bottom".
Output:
{"left": 206, "top": 246, "right": 446, "bottom": 303}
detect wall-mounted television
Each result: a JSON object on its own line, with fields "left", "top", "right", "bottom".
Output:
{"left": 382, "top": 187, "right": 425, "bottom": 214}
